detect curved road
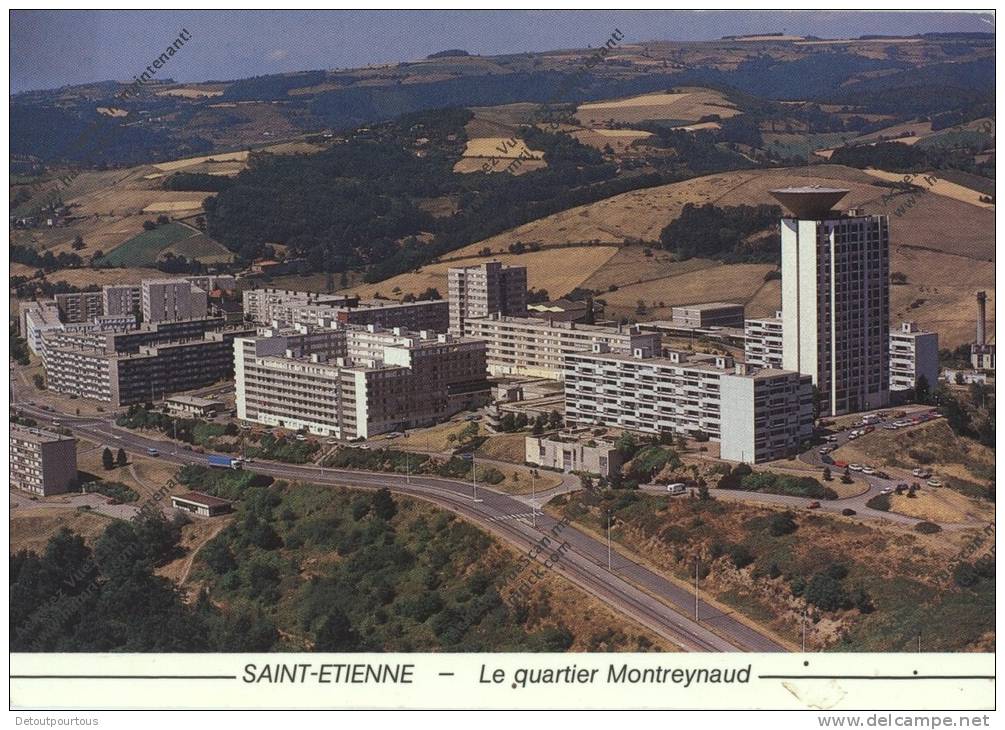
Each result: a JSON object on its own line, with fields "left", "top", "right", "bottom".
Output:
{"left": 11, "top": 393, "right": 783, "bottom": 654}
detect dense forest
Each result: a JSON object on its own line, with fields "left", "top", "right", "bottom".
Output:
{"left": 658, "top": 203, "right": 782, "bottom": 263}
{"left": 11, "top": 468, "right": 641, "bottom": 652}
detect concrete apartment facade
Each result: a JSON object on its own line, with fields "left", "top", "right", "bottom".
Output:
{"left": 462, "top": 314, "right": 661, "bottom": 379}
{"left": 744, "top": 312, "right": 784, "bottom": 369}
{"left": 102, "top": 284, "right": 142, "bottom": 317}
{"left": 54, "top": 291, "right": 104, "bottom": 323}
{"left": 11, "top": 426, "right": 78, "bottom": 496}
{"left": 774, "top": 188, "right": 890, "bottom": 415}
{"left": 20, "top": 300, "right": 63, "bottom": 356}
{"left": 142, "top": 279, "right": 208, "bottom": 323}
{"left": 672, "top": 302, "right": 745, "bottom": 329}
{"left": 889, "top": 321, "right": 939, "bottom": 392}
{"left": 563, "top": 344, "right": 813, "bottom": 463}
{"left": 235, "top": 326, "right": 489, "bottom": 439}
{"left": 448, "top": 261, "right": 528, "bottom": 335}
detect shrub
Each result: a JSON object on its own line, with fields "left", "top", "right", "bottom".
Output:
{"left": 804, "top": 573, "right": 848, "bottom": 612}
{"left": 953, "top": 562, "right": 979, "bottom": 588}
{"left": 769, "top": 512, "right": 798, "bottom": 536}
{"left": 866, "top": 494, "right": 891, "bottom": 511}
{"left": 914, "top": 521, "right": 942, "bottom": 534}
{"left": 729, "top": 544, "right": 755, "bottom": 569}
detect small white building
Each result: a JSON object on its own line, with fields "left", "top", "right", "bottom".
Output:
{"left": 889, "top": 322, "right": 939, "bottom": 392}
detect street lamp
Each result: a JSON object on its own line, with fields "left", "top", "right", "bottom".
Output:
{"left": 607, "top": 512, "right": 613, "bottom": 571}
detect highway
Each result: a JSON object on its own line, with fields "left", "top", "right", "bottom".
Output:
{"left": 11, "top": 388, "right": 785, "bottom": 654}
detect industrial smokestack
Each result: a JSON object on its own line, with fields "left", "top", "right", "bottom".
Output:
{"left": 976, "top": 291, "right": 987, "bottom": 345}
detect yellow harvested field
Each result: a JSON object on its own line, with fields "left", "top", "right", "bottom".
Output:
{"left": 142, "top": 200, "right": 205, "bottom": 213}
{"left": 599, "top": 263, "right": 777, "bottom": 315}
{"left": 453, "top": 157, "right": 547, "bottom": 175}
{"left": 476, "top": 433, "right": 528, "bottom": 464}
{"left": 576, "top": 89, "right": 740, "bottom": 126}
{"left": 862, "top": 168, "right": 995, "bottom": 210}
{"left": 593, "top": 129, "right": 655, "bottom": 138}
{"left": 345, "top": 246, "right": 619, "bottom": 300}
{"left": 36, "top": 267, "right": 166, "bottom": 288}
{"left": 889, "top": 489, "right": 994, "bottom": 525}
{"left": 461, "top": 138, "right": 544, "bottom": 159}
{"left": 96, "top": 107, "right": 128, "bottom": 117}
{"left": 156, "top": 87, "right": 224, "bottom": 98}
{"left": 152, "top": 150, "right": 249, "bottom": 172}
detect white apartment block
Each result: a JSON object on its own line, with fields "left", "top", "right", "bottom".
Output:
{"left": 563, "top": 344, "right": 812, "bottom": 464}
{"left": 462, "top": 314, "right": 661, "bottom": 379}
{"left": 774, "top": 187, "right": 890, "bottom": 415}
{"left": 242, "top": 288, "right": 358, "bottom": 325}
{"left": 235, "top": 326, "right": 489, "bottom": 439}
{"left": 20, "top": 300, "right": 63, "bottom": 356}
{"left": 889, "top": 321, "right": 939, "bottom": 392}
{"left": 11, "top": 426, "right": 78, "bottom": 496}
{"left": 448, "top": 261, "right": 528, "bottom": 334}
{"left": 142, "top": 279, "right": 208, "bottom": 323}
{"left": 103, "top": 284, "right": 142, "bottom": 317}
{"left": 744, "top": 312, "right": 784, "bottom": 369}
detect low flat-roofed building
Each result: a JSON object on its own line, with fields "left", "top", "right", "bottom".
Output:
{"left": 525, "top": 430, "right": 623, "bottom": 478}
{"left": 171, "top": 491, "right": 233, "bottom": 517}
{"left": 165, "top": 395, "right": 226, "bottom": 418}
{"left": 11, "top": 425, "right": 78, "bottom": 496}
{"left": 672, "top": 302, "right": 745, "bottom": 329}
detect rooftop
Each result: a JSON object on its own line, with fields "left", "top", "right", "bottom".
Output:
{"left": 172, "top": 491, "right": 232, "bottom": 508}
{"left": 770, "top": 186, "right": 850, "bottom": 219}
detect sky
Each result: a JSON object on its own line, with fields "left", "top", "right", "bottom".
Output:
{"left": 9, "top": 9, "right": 995, "bottom": 94}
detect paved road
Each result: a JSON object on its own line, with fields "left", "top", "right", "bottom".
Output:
{"left": 11, "top": 390, "right": 784, "bottom": 654}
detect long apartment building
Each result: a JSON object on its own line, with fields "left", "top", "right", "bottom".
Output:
{"left": 564, "top": 343, "right": 813, "bottom": 464}
{"left": 448, "top": 261, "right": 527, "bottom": 335}
{"left": 773, "top": 187, "right": 890, "bottom": 415}
{"left": 235, "top": 325, "right": 489, "bottom": 439}
{"left": 744, "top": 312, "right": 784, "bottom": 369}
{"left": 462, "top": 314, "right": 661, "bottom": 379}
{"left": 242, "top": 287, "right": 449, "bottom": 332}
{"left": 54, "top": 291, "right": 104, "bottom": 323}
{"left": 42, "top": 316, "right": 252, "bottom": 406}
{"left": 11, "top": 426, "right": 78, "bottom": 496}
{"left": 889, "top": 321, "right": 939, "bottom": 392}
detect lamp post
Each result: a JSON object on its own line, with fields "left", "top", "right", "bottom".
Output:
{"left": 531, "top": 470, "right": 537, "bottom": 527}
{"left": 694, "top": 558, "right": 700, "bottom": 621}
{"left": 607, "top": 512, "right": 613, "bottom": 571}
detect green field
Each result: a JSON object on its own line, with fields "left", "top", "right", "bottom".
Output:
{"left": 97, "top": 223, "right": 229, "bottom": 266}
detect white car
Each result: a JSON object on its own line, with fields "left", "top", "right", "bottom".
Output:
{"left": 849, "top": 463, "right": 864, "bottom": 472}
{"left": 861, "top": 467, "right": 876, "bottom": 475}
{"left": 880, "top": 487, "right": 895, "bottom": 495}
{"left": 926, "top": 478, "right": 943, "bottom": 487}
{"left": 847, "top": 433, "right": 859, "bottom": 441}
{"left": 666, "top": 483, "right": 687, "bottom": 495}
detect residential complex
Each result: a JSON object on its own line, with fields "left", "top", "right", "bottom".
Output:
{"left": 235, "top": 324, "right": 489, "bottom": 439}
{"left": 241, "top": 287, "right": 449, "bottom": 332}
{"left": 461, "top": 314, "right": 660, "bottom": 379}
{"left": 142, "top": 278, "right": 208, "bottom": 323}
{"left": 10, "top": 426, "right": 78, "bottom": 496}
{"left": 889, "top": 321, "right": 939, "bottom": 392}
{"left": 774, "top": 188, "right": 890, "bottom": 415}
{"left": 744, "top": 312, "right": 784, "bottom": 369}
{"left": 54, "top": 291, "right": 104, "bottom": 323}
{"left": 671, "top": 302, "right": 745, "bottom": 329}
{"left": 448, "top": 261, "right": 527, "bottom": 335}
{"left": 563, "top": 343, "right": 813, "bottom": 463}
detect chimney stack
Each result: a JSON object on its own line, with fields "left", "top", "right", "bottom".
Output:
{"left": 976, "top": 291, "right": 987, "bottom": 345}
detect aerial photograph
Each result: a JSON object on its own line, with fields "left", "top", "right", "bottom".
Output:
{"left": 8, "top": 9, "right": 995, "bottom": 698}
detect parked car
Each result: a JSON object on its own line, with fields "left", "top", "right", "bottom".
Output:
{"left": 861, "top": 466, "right": 876, "bottom": 475}
{"left": 666, "top": 483, "right": 687, "bottom": 495}
{"left": 874, "top": 471, "right": 890, "bottom": 480}
{"left": 880, "top": 487, "right": 894, "bottom": 495}
{"left": 927, "top": 478, "right": 943, "bottom": 487}
{"left": 849, "top": 463, "right": 864, "bottom": 472}
{"left": 841, "top": 508, "right": 857, "bottom": 516}
{"left": 146, "top": 448, "right": 159, "bottom": 457}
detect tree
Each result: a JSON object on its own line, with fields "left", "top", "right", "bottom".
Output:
{"left": 822, "top": 467, "right": 832, "bottom": 481}
{"left": 915, "top": 374, "right": 931, "bottom": 404}
{"left": 315, "top": 609, "right": 360, "bottom": 651}
{"left": 769, "top": 512, "right": 797, "bottom": 536}
{"left": 372, "top": 488, "right": 397, "bottom": 520}
{"left": 102, "top": 447, "right": 115, "bottom": 471}
{"left": 71, "top": 235, "right": 86, "bottom": 250}
{"left": 32, "top": 373, "right": 45, "bottom": 390}
{"left": 804, "top": 573, "right": 848, "bottom": 611}
{"left": 116, "top": 448, "right": 128, "bottom": 467}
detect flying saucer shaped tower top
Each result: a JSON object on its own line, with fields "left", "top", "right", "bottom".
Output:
{"left": 769, "top": 186, "right": 850, "bottom": 219}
